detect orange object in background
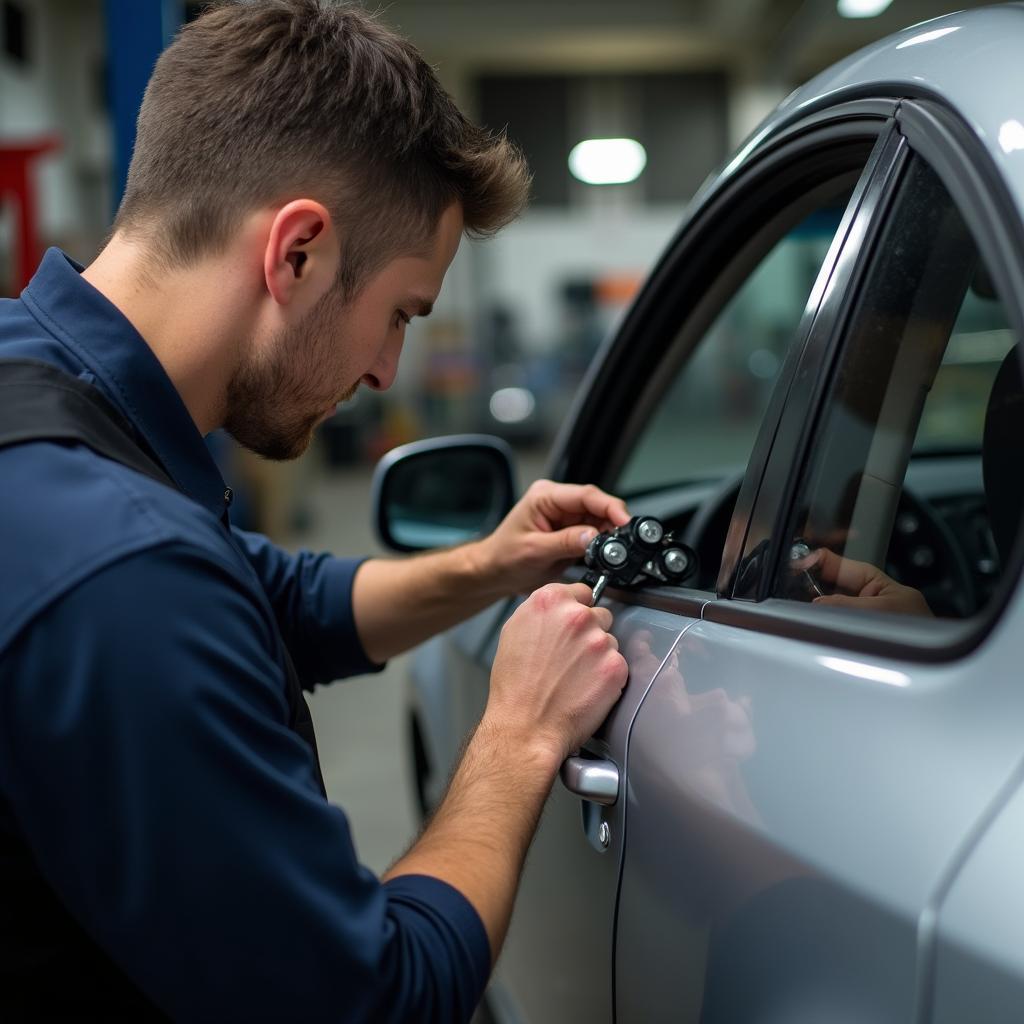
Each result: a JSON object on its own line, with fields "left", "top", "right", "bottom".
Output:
{"left": 0, "top": 137, "right": 60, "bottom": 295}
{"left": 594, "top": 272, "right": 643, "bottom": 307}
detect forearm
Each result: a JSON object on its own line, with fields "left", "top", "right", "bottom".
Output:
{"left": 352, "top": 480, "right": 631, "bottom": 663}
{"left": 352, "top": 544, "right": 504, "bottom": 663}
{"left": 382, "top": 716, "right": 561, "bottom": 962}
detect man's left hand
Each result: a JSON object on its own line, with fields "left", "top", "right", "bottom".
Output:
{"left": 472, "top": 480, "right": 630, "bottom": 597}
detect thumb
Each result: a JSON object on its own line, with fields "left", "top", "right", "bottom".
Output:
{"left": 544, "top": 525, "right": 599, "bottom": 560}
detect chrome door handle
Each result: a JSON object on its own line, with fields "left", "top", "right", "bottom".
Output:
{"left": 560, "top": 756, "right": 619, "bottom": 806}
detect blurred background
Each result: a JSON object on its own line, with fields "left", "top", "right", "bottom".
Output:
{"left": 0, "top": 0, "right": 995, "bottom": 867}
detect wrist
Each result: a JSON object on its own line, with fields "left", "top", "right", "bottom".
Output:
{"left": 473, "top": 711, "right": 565, "bottom": 780}
{"left": 461, "top": 536, "right": 508, "bottom": 601}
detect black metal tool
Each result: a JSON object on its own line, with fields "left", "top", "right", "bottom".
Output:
{"left": 583, "top": 515, "right": 698, "bottom": 604}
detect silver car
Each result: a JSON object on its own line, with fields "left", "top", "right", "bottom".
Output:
{"left": 373, "top": 6, "right": 1024, "bottom": 1022}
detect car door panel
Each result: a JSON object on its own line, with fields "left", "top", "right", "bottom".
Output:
{"left": 616, "top": 607, "right": 1024, "bottom": 1022}
{"left": 929, "top": 715, "right": 1024, "bottom": 1024}
{"left": 489, "top": 601, "right": 700, "bottom": 1024}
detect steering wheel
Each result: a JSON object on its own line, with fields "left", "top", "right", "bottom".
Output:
{"left": 883, "top": 487, "right": 977, "bottom": 618}
{"left": 679, "top": 477, "right": 977, "bottom": 617}
{"left": 679, "top": 472, "right": 744, "bottom": 592}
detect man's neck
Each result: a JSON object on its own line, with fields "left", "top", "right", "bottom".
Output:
{"left": 81, "top": 235, "right": 247, "bottom": 436}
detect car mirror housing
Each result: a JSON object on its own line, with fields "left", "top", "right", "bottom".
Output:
{"left": 371, "top": 434, "right": 517, "bottom": 552}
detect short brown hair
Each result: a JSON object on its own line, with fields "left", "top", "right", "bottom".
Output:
{"left": 114, "top": 0, "right": 530, "bottom": 295}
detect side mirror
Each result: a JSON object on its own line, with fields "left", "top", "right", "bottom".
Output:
{"left": 371, "top": 435, "right": 517, "bottom": 552}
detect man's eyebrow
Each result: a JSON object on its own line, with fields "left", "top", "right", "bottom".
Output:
{"left": 412, "top": 297, "right": 434, "bottom": 317}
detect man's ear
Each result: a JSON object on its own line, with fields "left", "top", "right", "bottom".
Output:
{"left": 263, "top": 200, "right": 338, "bottom": 310}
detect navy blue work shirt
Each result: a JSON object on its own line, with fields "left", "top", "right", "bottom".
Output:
{"left": 0, "top": 250, "right": 489, "bottom": 1022}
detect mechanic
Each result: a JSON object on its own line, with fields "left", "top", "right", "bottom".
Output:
{"left": 0, "top": 2, "right": 631, "bottom": 1020}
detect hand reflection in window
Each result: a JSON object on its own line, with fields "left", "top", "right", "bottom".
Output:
{"left": 790, "top": 546, "right": 933, "bottom": 617}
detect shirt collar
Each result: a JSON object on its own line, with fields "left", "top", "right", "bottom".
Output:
{"left": 21, "top": 248, "right": 231, "bottom": 519}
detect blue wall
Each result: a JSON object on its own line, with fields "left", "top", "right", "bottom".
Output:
{"left": 105, "top": 0, "right": 183, "bottom": 209}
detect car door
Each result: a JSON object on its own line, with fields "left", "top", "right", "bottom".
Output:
{"left": 614, "top": 101, "right": 1024, "bottom": 1022}
{"left": 481, "top": 105, "right": 895, "bottom": 1023}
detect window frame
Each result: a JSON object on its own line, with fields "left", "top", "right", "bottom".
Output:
{"left": 548, "top": 101, "right": 895, "bottom": 616}
{"left": 706, "top": 98, "right": 1024, "bottom": 663}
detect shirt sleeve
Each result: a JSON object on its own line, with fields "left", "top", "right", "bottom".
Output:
{"left": 0, "top": 543, "right": 489, "bottom": 1023}
{"left": 230, "top": 526, "right": 384, "bottom": 685}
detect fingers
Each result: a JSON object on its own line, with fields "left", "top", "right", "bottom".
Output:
{"left": 796, "top": 547, "right": 881, "bottom": 596}
{"left": 533, "top": 524, "right": 606, "bottom": 565}
{"left": 813, "top": 593, "right": 873, "bottom": 609}
{"left": 493, "top": 581, "right": 628, "bottom": 757}
{"left": 566, "top": 581, "right": 597, "bottom": 605}
{"left": 529, "top": 481, "right": 630, "bottom": 532}
{"left": 565, "top": 582, "right": 613, "bottom": 625}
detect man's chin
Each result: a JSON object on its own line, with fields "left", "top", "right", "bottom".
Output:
{"left": 227, "top": 421, "right": 317, "bottom": 462}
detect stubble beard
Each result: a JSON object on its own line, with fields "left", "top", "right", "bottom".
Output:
{"left": 223, "top": 286, "right": 354, "bottom": 461}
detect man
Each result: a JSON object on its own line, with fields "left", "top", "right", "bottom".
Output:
{"left": 0, "top": 2, "right": 630, "bottom": 1020}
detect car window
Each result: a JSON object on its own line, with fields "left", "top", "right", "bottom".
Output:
{"left": 775, "top": 156, "right": 1021, "bottom": 619}
{"left": 614, "top": 199, "right": 853, "bottom": 497}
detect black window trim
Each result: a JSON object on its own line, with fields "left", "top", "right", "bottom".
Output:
{"left": 705, "top": 97, "right": 1024, "bottom": 664}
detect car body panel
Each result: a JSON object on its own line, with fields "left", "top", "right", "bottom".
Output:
{"left": 617, "top": 585, "right": 1024, "bottom": 1021}
{"left": 733, "top": 5, "right": 1024, "bottom": 228}
{"left": 490, "top": 603, "right": 698, "bottom": 1024}
{"left": 931, "top": 747, "right": 1024, "bottom": 1024}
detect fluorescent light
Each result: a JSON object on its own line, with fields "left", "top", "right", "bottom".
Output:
{"left": 568, "top": 138, "right": 647, "bottom": 185}
{"left": 837, "top": 0, "right": 893, "bottom": 17}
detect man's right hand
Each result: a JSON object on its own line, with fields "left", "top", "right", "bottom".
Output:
{"left": 383, "top": 581, "right": 627, "bottom": 965}
{"left": 484, "top": 581, "right": 629, "bottom": 764}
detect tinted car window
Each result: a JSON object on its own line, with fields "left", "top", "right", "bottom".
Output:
{"left": 615, "top": 198, "right": 852, "bottom": 496}
{"left": 776, "top": 157, "right": 1020, "bottom": 619}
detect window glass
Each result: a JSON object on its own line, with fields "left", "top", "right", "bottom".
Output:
{"left": 776, "top": 157, "right": 1020, "bottom": 619}
{"left": 615, "top": 197, "right": 852, "bottom": 497}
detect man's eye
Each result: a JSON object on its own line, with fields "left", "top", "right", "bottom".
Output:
{"left": 396, "top": 309, "right": 412, "bottom": 327}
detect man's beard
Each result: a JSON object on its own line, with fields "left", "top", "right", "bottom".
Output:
{"left": 224, "top": 286, "right": 354, "bottom": 461}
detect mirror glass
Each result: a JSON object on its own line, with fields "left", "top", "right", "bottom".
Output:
{"left": 380, "top": 446, "right": 513, "bottom": 550}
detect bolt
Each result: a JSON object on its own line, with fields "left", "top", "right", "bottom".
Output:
{"left": 637, "top": 518, "right": 663, "bottom": 544}
{"left": 602, "top": 539, "right": 628, "bottom": 567}
{"left": 663, "top": 547, "right": 688, "bottom": 575}
{"left": 790, "top": 541, "right": 811, "bottom": 562}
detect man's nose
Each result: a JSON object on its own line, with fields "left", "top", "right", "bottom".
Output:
{"left": 362, "top": 338, "right": 403, "bottom": 391}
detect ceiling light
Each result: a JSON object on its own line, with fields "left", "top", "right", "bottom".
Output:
{"left": 837, "top": 0, "right": 893, "bottom": 18}
{"left": 489, "top": 387, "right": 536, "bottom": 424}
{"left": 568, "top": 138, "right": 647, "bottom": 185}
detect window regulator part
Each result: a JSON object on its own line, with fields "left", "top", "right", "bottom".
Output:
{"left": 583, "top": 515, "right": 698, "bottom": 605}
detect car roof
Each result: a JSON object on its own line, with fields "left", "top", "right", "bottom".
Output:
{"left": 733, "top": 4, "right": 1024, "bottom": 218}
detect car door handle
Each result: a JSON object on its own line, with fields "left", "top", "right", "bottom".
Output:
{"left": 560, "top": 756, "right": 619, "bottom": 806}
